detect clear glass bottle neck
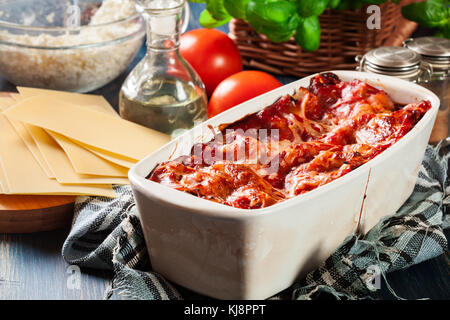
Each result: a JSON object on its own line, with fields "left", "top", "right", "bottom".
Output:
{"left": 142, "top": 8, "right": 182, "bottom": 52}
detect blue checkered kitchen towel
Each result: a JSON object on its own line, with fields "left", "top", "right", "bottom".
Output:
{"left": 62, "top": 144, "right": 450, "bottom": 300}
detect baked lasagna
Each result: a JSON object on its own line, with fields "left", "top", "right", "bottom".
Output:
{"left": 148, "top": 72, "right": 431, "bottom": 209}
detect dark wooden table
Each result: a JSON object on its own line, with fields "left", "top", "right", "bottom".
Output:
{"left": 0, "top": 3, "right": 449, "bottom": 300}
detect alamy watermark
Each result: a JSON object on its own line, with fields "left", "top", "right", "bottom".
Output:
{"left": 184, "top": 127, "right": 281, "bottom": 172}
{"left": 66, "top": 0, "right": 81, "bottom": 28}
{"left": 365, "top": 264, "right": 382, "bottom": 290}
{"left": 367, "top": 5, "right": 381, "bottom": 30}
{"left": 66, "top": 265, "right": 81, "bottom": 290}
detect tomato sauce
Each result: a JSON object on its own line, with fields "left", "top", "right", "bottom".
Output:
{"left": 148, "top": 73, "right": 431, "bottom": 209}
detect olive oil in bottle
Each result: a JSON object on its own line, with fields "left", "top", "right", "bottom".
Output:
{"left": 119, "top": 0, "right": 207, "bottom": 138}
{"left": 119, "top": 77, "right": 207, "bottom": 137}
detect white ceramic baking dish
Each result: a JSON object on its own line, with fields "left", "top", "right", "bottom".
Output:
{"left": 128, "top": 71, "right": 439, "bottom": 300}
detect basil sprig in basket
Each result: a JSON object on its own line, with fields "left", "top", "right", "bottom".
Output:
{"left": 194, "top": 0, "right": 449, "bottom": 51}
{"left": 190, "top": 0, "right": 449, "bottom": 77}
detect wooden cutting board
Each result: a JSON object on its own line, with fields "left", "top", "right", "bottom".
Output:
{"left": 0, "top": 195, "right": 75, "bottom": 233}
{"left": 0, "top": 92, "right": 76, "bottom": 233}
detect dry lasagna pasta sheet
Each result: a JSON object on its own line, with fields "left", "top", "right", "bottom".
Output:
{"left": 0, "top": 94, "right": 55, "bottom": 178}
{"left": 8, "top": 118, "right": 55, "bottom": 179}
{"left": 0, "top": 97, "right": 16, "bottom": 109}
{"left": 68, "top": 140, "right": 139, "bottom": 169}
{"left": 0, "top": 88, "right": 170, "bottom": 197}
{"left": 25, "top": 124, "right": 129, "bottom": 185}
{"left": 4, "top": 95, "right": 170, "bottom": 160}
{"left": 14, "top": 88, "right": 130, "bottom": 177}
{"left": 16, "top": 87, "right": 113, "bottom": 111}
{"left": 0, "top": 156, "right": 9, "bottom": 193}
{"left": 0, "top": 97, "right": 55, "bottom": 178}
{"left": 0, "top": 114, "right": 115, "bottom": 197}
{"left": 47, "top": 131, "right": 131, "bottom": 176}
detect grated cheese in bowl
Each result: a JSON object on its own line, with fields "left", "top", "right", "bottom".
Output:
{"left": 0, "top": 0, "right": 145, "bottom": 92}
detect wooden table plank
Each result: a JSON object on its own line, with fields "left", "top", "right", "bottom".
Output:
{"left": 0, "top": 228, "right": 114, "bottom": 299}
{"left": 1, "top": 228, "right": 448, "bottom": 300}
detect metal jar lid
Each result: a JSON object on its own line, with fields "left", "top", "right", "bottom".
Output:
{"left": 403, "top": 37, "right": 450, "bottom": 73}
{"left": 363, "top": 46, "right": 422, "bottom": 71}
{"left": 356, "top": 46, "right": 424, "bottom": 81}
{"left": 403, "top": 37, "right": 450, "bottom": 58}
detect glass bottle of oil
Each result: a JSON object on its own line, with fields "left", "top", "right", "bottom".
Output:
{"left": 119, "top": 0, "right": 207, "bottom": 138}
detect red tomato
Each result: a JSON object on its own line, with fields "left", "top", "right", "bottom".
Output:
{"left": 180, "top": 28, "right": 242, "bottom": 96}
{"left": 208, "top": 71, "right": 283, "bottom": 118}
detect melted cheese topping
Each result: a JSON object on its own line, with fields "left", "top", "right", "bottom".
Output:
{"left": 149, "top": 73, "right": 431, "bottom": 209}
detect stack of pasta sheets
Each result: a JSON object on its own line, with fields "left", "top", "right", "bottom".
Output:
{"left": 0, "top": 87, "right": 170, "bottom": 197}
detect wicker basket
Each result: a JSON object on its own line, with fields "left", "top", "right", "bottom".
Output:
{"left": 228, "top": 1, "right": 419, "bottom": 77}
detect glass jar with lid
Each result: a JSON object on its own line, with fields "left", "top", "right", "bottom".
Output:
{"left": 403, "top": 37, "right": 450, "bottom": 143}
{"left": 356, "top": 46, "right": 432, "bottom": 82}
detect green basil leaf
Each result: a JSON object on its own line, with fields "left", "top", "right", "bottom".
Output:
{"left": 188, "top": 0, "right": 206, "bottom": 3}
{"left": 435, "top": 22, "right": 450, "bottom": 38}
{"left": 429, "top": 0, "right": 448, "bottom": 4}
{"left": 224, "top": 0, "right": 250, "bottom": 20}
{"left": 206, "top": 0, "right": 232, "bottom": 21}
{"left": 246, "top": 0, "right": 300, "bottom": 42}
{"left": 328, "top": 0, "right": 341, "bottom": 9}
{"left": 199, "top": 9, "right": 231, "bottom": 28}
{"left": 335, "top": 0, "right": 350, "bottom": 10}
{"left": 295, "top": 0, "right": 329, "bottom": 17}
{"left": 401, "top": 1, "right": 449, "bottom": 28}
{"left": 294, "top": 15, "right": 321, "bottom": 51}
